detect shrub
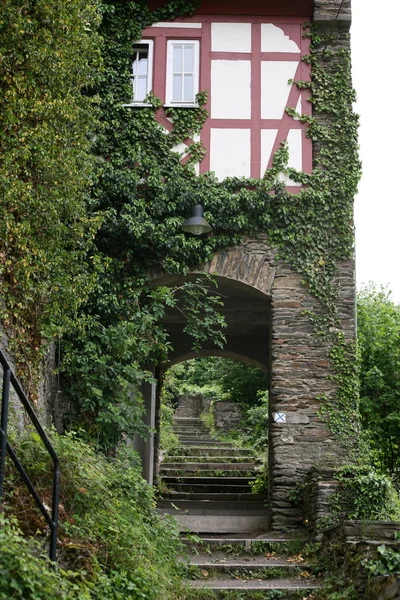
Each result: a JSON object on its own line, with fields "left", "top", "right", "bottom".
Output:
{"left": 4, "top": 428, "right": 187, "bottom": 599}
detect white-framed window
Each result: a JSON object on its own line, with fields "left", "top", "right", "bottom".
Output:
{"left": 166, "top": 40, "right": 200, "bottom": 106}
{"left": 130, "top": 40, "right": 154, "bottom": 104}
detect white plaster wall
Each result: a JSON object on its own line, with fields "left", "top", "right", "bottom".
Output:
{"left": 261, "top": 61, "right": 298, "bottom": 119}
{"left": 211, "top": 60, "right": 251, "bottom": 119}
{"left": 210, "top": 129, "right": 251, "bottom": 180}
{"left": 295, "top": 96, "right": 302, "bottom": 120}
{"left": 260, "top": 129, "right": 278, "bottom": 177}
{"left": 261, "top": 24, "right": 300, "bottom": 53}
{"left": 211, "top": 23, "right": 252, "bottom": 53}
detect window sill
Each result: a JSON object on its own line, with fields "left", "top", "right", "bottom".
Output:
{"left": 122, "top": 103, "right": 153, "bottom": 108}
{"left": 164, "top": 104, "right": 199, "bottom": 109}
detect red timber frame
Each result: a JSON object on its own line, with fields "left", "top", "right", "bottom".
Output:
{"left": 141, "top": 16, "right": 312, "bottom": 186}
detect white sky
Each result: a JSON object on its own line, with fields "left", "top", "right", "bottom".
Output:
{"left": 351, "top": 0, "right": 400, "bottom": 303}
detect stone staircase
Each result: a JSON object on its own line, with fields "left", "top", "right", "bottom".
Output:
{"left": 182, "top": 534, "right": 319, "bottom": 598}
{"left": 158, "top": 397, "right": 268, "bottom": 534}
{"left": 158, "top": 396, "right": 321, "bottom": 597}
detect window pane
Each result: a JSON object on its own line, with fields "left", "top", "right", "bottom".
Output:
{"left": 136, "top": 76, "right": 147, "bottom": 102}
{"left": 132, "top": 53, "right": 139, "bottom": 76}
{"left": 173, "top": 74, "right": 182, "bottom": 101}
{"left": 138, "top": 53, "right": 148, "bottom": 75}
{"left": 173, "top": 46, "right": 183, "bottom": 73}
{"left": 183, "top": 75, "right": 193, "bottom": 101}
{"left": 184, "top": 45, "right": 194, "bottom": 72}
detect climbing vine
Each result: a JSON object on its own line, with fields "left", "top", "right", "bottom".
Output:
{"left": 1, "top": 1, "right": 362, "bottom": 450}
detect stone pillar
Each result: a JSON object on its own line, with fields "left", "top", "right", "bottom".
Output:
{"left": 134, "top": 377, "right": 156, "bottom": 485}
{"left": 269, "top": 264, "right": 347, "bottom": 530}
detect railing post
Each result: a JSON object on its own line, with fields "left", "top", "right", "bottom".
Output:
{"left": 49, "top": 462, "right": 60, "bottom": 562}
{"left": 0, "top": 367, "right": 11, "bottom": 502}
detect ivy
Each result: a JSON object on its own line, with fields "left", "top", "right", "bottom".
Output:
{"left": 0, "top": 0, "right": 103, "bottom": 395}
{"left": 1, "top": 2, "right": 363, "bottom": 451}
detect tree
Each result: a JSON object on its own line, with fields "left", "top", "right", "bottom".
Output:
{"left": 357, "top": 285, "right": 400, "bottom": 475}
{"left": 0, "top": 0, "right": 102, "bottom": 391}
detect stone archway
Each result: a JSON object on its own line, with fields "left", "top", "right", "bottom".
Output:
{"left": 148, "top": 236, "right": 354, "bottom": 529}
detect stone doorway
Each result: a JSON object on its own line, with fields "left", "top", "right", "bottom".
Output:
{"left": 146, "top": 237, "right": 351, "bottom": 529}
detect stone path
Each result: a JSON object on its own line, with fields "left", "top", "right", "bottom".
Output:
{"left": 158, "top": 397, "right": 320, "bottom": 597}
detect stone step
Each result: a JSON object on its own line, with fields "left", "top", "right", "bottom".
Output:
{"left": 163, "top": 492, "right": 265, "bottom": 502}
{"left": 176, "top": 447, "right": 255, "bottom": 457}
{"left": 188, "top": 577, "right": 320, "bottom": 592}
{"left": 158, "top": 499, "right": 267, "bottom": 515}
{"left": 175, "top": 433, "right": 216, "bottom": 438}
{"left": 163, "top": 483, "right": 253, "bottom": 493}
{"left": 173, "top": 420, "right": 205, "bottom": 427}
{"left": 180, "top": 532, "right": 307, "bottom": 548}
{"left": 173, "top": 426, "right": 209, "bottom": 431}
{"left": 173, "top": 432, "right": 210, "bottom": 437}
{"left": 166, "top": 456, "right": 259, "bottom": 464}
{"left": 162, "top": 474, "right": 255, "bottom": 484}
{"left": 160, "top": 469, "right": 256, "bottom": 477}
{"left": 160, "top": 461, "right": 257, "bottom": 471}
{"left": 188, "top": 552, "right": 312, "bottom": 576}
{"left": 177, "top": 440, "right": 233, "bottom": 447}
{"left": 175, "top": 436, "right": 216, "bottom": 442}
{"left": 169, "top": 514, "right": 270, "bottom": 533}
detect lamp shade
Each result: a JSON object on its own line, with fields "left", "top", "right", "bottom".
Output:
{"left": 181, "top": 204, "right": 212, "bottom": 236}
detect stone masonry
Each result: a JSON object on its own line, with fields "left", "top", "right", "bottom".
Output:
{"left": 213, "top": 401, "right": 242, "bottom": 433}
{"left": 188, "top": 236, "right": 356, "bottom": 529}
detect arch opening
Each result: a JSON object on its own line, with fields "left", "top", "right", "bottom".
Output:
{"left": 154, "top": 273, "right": 272, "bottom": 372}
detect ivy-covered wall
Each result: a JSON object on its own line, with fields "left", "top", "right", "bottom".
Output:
{"left": 1, "top": 0, "right": 361, "bottom": 525}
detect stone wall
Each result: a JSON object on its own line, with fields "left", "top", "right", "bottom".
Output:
{"left": 302, "top": 467, "right": 343, "bottom": 534}
{"left": 0, "top": 324, "right": 24, "bottom": 432}
{"left": 151, "top": 0, "right": 357, "bottom": 531}
{"left": 213, "top": 401, "right": 242, "bottom": 432}
{"left": 189, "top": 238, "right": 356, "bottom": 530}
{"left": 175, "top": 394, "right": 203, "bottom": 419}
{"left": 0, "top": 323, "right": 59, "bottom": 430}
{"left": 321, "top": 520, "right": 400, "bottom": 599}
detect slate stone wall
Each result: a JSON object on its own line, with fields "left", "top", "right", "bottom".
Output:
{"left": 0, "top": 325, "right": 25, "bottom": 432}
{"left": 213, "top": 401, "right": 242, "bottom": 432}
{"left": 175, "top": 394, "right": 203, "bottom": 419}
{"left": 322, "top": 521, "right": 400, "bottom": 598}
{"left": 195, "top": 237, "right": 355, "bottom": 529}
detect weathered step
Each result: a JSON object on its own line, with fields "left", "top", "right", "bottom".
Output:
{"left": 181, "top": 533, "right": 310, "bottom": 556}
{"left": 188, "top": 578, "right": 320, "bottom": 592}
{"left": 166, "top": 456, "right": 259, "bottom": 464}
{"left": 158, "top": 499, "right": 267, "bottom": 516}
{"left": 161, "top": 476, "right": 255, "bottom": 487}
{"left": 176, "top": 447, "right": 255, "bottom": 457}
{"left": 162, "top": 492, "right": 265, "bottom": 502}
{"left": 178, "top": 440, "right": 234, "bottom": 447}
{"left": 163, "top": 483, "right": 253, "bottom": 493}
{"left": 174, "top": 429, "right": 212, "bottom": 434}
{"left": 173, "top": 420, "right": 206, "bottom": 424}
{"left": 165, "top": 513, "right": 270, "bottom": 533}
{"left": 176, "top": 439, "right": 217, "bottom": 444}
{"left": 177, "top": 433, "right": 218, "bottom": 442}
{"left": 188, "top": 551, "right": 312, "bottom": 575}
{"left": 160, "top": 462, "right": 256, "bottom": 471}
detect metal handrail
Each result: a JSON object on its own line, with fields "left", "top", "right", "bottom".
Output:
{"left": 0, "top": 348, "right": 60, "bottom": 561}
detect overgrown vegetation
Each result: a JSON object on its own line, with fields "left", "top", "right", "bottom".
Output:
{"left": 4, "top": 2, "right": 395, "bottom": 598}
{"left": 357, "top": 285, "right": 400, "bottom": 477}
{"left": 0, "top": 0, "right": 102, "bottom": 396}
{"left": 2, "top": 427, "right": 187, "bottom": 599}
{"left": 160, "top": 358, "right": 269, "bottom": 452}
{"left": 1, "top": 0, "right": 362, "bottom": 456}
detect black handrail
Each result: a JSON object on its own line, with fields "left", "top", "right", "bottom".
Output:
{"left": 0, "top": 348, "right": 60, "bottom": 562}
